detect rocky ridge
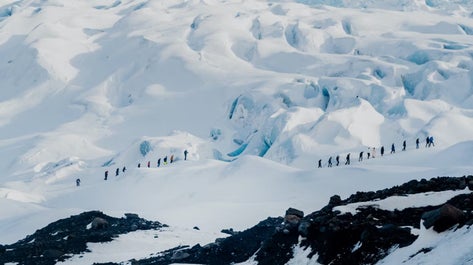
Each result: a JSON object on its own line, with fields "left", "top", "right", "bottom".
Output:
{"left": 1, "top": 176, "right": 472, "bottom": 265}
{"left": 130, "top": 175, "right": 473, "bottom": 265}
{"left": 0, "top": 211, "right": 165, "bottom": 265}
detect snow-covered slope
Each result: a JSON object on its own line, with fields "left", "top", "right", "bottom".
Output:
{"left": 2, "top": 0, "right": 473, "bottom": 170}
{"left": 1, "top": 0, "right": 473, "bottom": 264}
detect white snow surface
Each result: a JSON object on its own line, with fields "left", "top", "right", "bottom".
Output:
{"left": 1, "top": 0, "right": 473, "bottom": 264}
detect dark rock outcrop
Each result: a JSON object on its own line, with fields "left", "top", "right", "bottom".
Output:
{"left": 131, "top": 217, "right": 284, "bottom": 265}
{"left": 284, "top": 207, "right": 304, "bottom": 225}
{"left": 295, "top": 176, "right": 473, "bottom": 265}
{"left": 299, "top": 207, "right": 420, "bottom": 265}
{"left": 91, "top": 217, "right": 109, "bottom": 230}
{"left": 422, "top": 203, "right": 465, "bottom": 232}
{"left": 285, "top": 207, "right": 304, "bottom": 218}
{"left": 255, "top": 219, "right": 299, "bottom": 265}
{"left": 344, "top": 176, "right": 470, "bottom": 204}
{"left": 0, "top": 211, "right": 165, "bottom": 265}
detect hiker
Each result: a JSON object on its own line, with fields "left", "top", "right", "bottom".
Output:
{"left": 380, "top": 146, "right": 385, "bottom": 156}
{"left": 122, "top": 166, "right": 126, "bottom": 173}
{"left": 336, "top": 155, "right": 340, "bottom": 166}
{"left": 416, "top": 138, "right": 420, "bottom": 149}
{"left": 104, "top": 170, "right": 108, "bottom": 180}
{"left": 138, "top": 163, "right": 141, "bottom": 168}
{"left": 429, "top": 136, "right": 435, "bottom": 147}
{"left": 391, "top": 143, "right": 395, "bottom": 154}
{"left": 425, "top": 136, "right": 430, "bottom": 147}
{"left": 115, "top": 168, "right": 119, "bottom": 176}
{"left": 359, "top": 151, "right": 363, "bottom": 162}
{"left": 184, "top": 150, "right": 188, "bottom": 160}
{"left": 76, "top": 178, "right": 81, "bottom": 187}
{"left": 147, "top": 161, "right": 151, "bottom": 168}
{"left": 328, "top": 157, "right": 332, "bottom": 167}
{"left": 371, "top": 147, "right": 376, "bottom": 158}
{"left": 157, "top": 158, "right": 161, "bottom": 167}
{"left": 163, "top": 156, "right": 168, "bottom": 165}
{"left": 318, "top": 159, "right": 322, "bottom": 168}
{"left": 367, "top": 148, "right": 371, "bottom": 159}
{"left": 170, "top": 155, "right": 174, "bottom": 163}
{"left": 402, "top": 140, "right": 406, "bottom": 151}
{"left": 345, "top": 153, "right": 350, "bottom": 165}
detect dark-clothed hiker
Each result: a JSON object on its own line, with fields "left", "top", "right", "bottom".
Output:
{"left": 380, "top": 146, "right": 385, "bottom": 156}
{"left": 122, "top": 166, "right": 126, "bottom": 173}
{"left": 318, "top": 159, "right": 322, "bottom": 168}
{"left": 147, "top": 161, "right": 150, "bottom": 168}
{"left": 336, "top": 155, "right": 340, "bottom": 166}
{"left": 163, "top": 156, "right": 168, "bottom": 165}
{"left": 138, "top": 163, "right": 141, "bottom": 168}
{"left": 170, "top": 155, "right": 174, "bottom": 163}
{"left": 345, "top": 153, "right": 350, "bottom": 165}
{"left": 328, "top": 157, "right": 332, "bottom": 167}
{"left": 429, "top": 136, "right": 435, "bottom": 147}
{"left": 426, "top": 136, "right": 430, "bottom": 147}
{"left": 359, "top": 151, "right": 363, "bottom": 162}
{"left": 402, "top": 140, "right": 406, "bottom": 151}
{"left": 184, "top": 150, "right": 188, "bottom": 160}
{"left": 416, "top": 138, "right": 420, "bottom": 149}
{"left": 157, "top": 158, "right": 161, "bottom": 167}
{"left": 391, "top": 143, "right": 395, "bottom": 154}
{"left": 76, "top": 178, "right": 81, "bottom": 187}
{"left": 115, "top": 168, "right": 119, "bottom": 176}
{"left": 104, "top": 170, "right": 108, "bottom": 180}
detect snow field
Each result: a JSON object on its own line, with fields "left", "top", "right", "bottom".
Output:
{"left": 1, "top": 0, "right": 473, "bottom": 264}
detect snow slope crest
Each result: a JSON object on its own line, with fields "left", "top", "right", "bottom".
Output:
{"left": 297, "top": 0, "right": 473, "bottom": 13}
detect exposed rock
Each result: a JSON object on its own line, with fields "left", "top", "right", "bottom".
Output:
{"left": 91, "top": 217, "right": 109, "bottom": 230}
{"left": 328, "top": 195, "right": 342, "bottom": 206}
{"left": 285, "top": 207, "right": 304, "bottom": 226}
{"left": 284, "top": 214, "right": 302, "bottom": 225}
{"left": 255, "top": 221, "right": 299, "bottom": 265}
{"left": 285, "top": 207, "right": 304, "bottom": 218}
{"left": 0, "top": 211, "right": 165, "bottom": 265}
{"left": 409, "top": 247, "right": 433, "bottom": 259}
{"left": 289, "top": 176, "right": 473, "bottom": 265}
{"left": 171, "top": 250, "right": 190, "bottom": 260}
{"left": 43, "top": 249, "right": 64, "bottom": 259}
{"left": 125, "top": 213, "right": 139, "bottom": 219}
{"left": 132, "top": 217, "right": 284, "bottom": 265}
{"left": 298, "top": 219, "right": 311, "bottom": 237}
{"left": 468, "top": 179, "right": 473, "bottom": 190}
{"left": 422, "top": 203, "right": 465, "bottom": 232}
{"left": 221, "top": 228, "right": 237, "bottom": 235}
{"left": 345, "top": 176, "right": 472, "bottom": 204}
